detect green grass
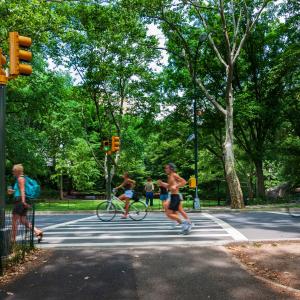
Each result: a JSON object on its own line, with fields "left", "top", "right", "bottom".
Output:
{"left": 33, "top": 198, "right": 196, "bottom": 211}
{"left": 6, "top": 198, "right": 295, "bottom": 212}
{"left": 35, "top": 200, "right": 101, "bottom": 211}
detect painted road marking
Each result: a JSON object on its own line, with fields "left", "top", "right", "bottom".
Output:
{"left": 39, "top": 214, "right": 239, "bottom": 248}
{"left": 202, "top": 213, "right": 248, "bottom": 241}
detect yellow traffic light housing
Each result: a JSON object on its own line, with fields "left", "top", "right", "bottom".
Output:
{"left": 0, "top": 49, "right": 7, "bottom": 84}
{"left": 9, "top": 32, "right": 32, "bottom": 76}
{"left": 102, "top": 140, "right": 111, "bottom": 153}
{"left": 111, "top": 136, "right": 120, "bottom": 152}
{"left": 189, "top": 176, "right": 197, "bottom": 189}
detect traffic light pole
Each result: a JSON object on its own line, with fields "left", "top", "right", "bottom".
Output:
{"left": 193, "top": 99, "right": 200, "bottom": 210}
{"left": 106, "top": 154, "right": 112, "bottom": 201}
{"left": 0, "top": 84, "right": 6, "bottom": 227}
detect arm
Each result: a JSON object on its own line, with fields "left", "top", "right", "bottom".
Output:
{"left": 157, "top": 180, "right": 169, "bottom": 189}
{"left": 115, "top": 181, "right": 125, "bottom": 190}
{"left": 18, "top": 177, "right": 26, "bottom": 203}
{"left": 128, "top": 179, "right": 136, "bottom": 188}
{"left": 174, "top": 173, "right": 187, "bottom": 188}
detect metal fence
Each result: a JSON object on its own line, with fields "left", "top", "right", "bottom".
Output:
{"left": 0, "top": 200, "right": 35, "bottom": 275}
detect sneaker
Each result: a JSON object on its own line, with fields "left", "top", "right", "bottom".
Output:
{"left": 186, "top": 222, "right": 193, "bottom": 233}
{"left": 180, "top": 221, "right": 189, "bottom": 234}
{"left": 120, "top": 214, "right": 128, "bottom": 219}
{"left": 170, "top": 222, "right": 179, "bottom": 229}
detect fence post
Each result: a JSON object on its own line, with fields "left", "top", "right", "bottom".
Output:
{"left": 0, "top": 83, "right": 7, "bottom": 274}
{"left": 30, "top": 201, "right": 35, "bottom": 249}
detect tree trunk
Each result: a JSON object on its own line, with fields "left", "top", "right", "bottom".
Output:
{"left": 247, "top": 174, "right": 254, "bottom": 201}
{"left": 59, "top": 174, "right": 64, "bottom": 200}
{"left": 254, "top": 159, "right": 265, "bottom": 198}
{"left": 224, "top": 91, "right": 244, "bottom": 209}
{"left": 104, "top": 154, "right": 112, "bottom": 200}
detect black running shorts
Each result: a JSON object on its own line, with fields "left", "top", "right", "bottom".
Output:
{"left": 169, "top": 194, "right": 181, "bottom": 211}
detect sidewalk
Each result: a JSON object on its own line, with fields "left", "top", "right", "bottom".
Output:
{"left": 0, "top": 246, "right": 298, "bottom": 300}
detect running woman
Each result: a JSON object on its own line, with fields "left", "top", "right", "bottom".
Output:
{"left": 158, "top": 179, "right": 169, "bottom": 210}
{"left": 114, "top": 172, "right": 136, "bottom": 219}
{"left": 158, "top": 163, "right": 192, "bottom": 234}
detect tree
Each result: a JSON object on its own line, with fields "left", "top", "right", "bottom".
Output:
{"left": 47, "top": 1, "right": 160, "bottom": 195}
{"left": 125, "top": 0, "right": 271, "bottom": 207}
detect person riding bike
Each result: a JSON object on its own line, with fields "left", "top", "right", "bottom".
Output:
{"left": 114, "top": 172, "right": 136, "bottom": 219}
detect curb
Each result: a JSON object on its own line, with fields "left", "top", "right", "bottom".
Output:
{"left": 34, "top": 208, "right": 289, "bottom": 215}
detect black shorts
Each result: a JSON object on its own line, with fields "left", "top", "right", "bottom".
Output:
{"left": 169, "top": 194, "right": 181, "bottom": 211}
{"left": 12, "top": 201, "right": 28, "bottom": 217}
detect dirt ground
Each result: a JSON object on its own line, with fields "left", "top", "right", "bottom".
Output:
{"left": 226, "top": 241, "right": 300, "bottom": 292}
{"left": 0, "top": 249, "right": 50, "bottom": 286}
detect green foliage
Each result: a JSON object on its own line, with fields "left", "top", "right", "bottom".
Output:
{"left": 54, "top": 138, "right": 100, "bottom": 191}
{"left": 2, "top": 0, "right": 300, "bottom": 200}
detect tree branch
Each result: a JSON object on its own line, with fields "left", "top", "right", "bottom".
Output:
{"left": 195, "top": 78, "right": 227, "bottom": 116}
{"left": 219, "top": 0, "right": 232, "bottom": 60}
{"left": 188, "top": 0, "right": 228, "bottom": 68}
{"left": 233, "top": 0, "right": 270, "bottom": 63}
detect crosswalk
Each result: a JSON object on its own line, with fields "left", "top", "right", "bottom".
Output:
{"left": 39, "top": 213, "right": 248, "bottom": 248}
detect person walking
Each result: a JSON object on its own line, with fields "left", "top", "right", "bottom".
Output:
{"left": 145, "top": 177, "right": 154, "bottom": 207}
{"left": 114, "top": 172, "right": 136, "bottom": 219}
{"left": 7, "top": 164, "right": 43, "bottom": 243}
{"left": 158, "top": 163, "right": 193, "bottom": 234}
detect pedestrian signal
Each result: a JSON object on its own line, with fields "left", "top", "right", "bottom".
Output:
{"left": 189, "top": 176, "right": 197, "bottom": 189}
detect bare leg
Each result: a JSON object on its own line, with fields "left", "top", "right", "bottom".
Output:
{"left": 119, "top": 195, "right": 130, "bottom": 217}
{"left": 164, "top": 200, "right": 181, "bottom": 224}
{"left": 124, "top": 199, "right": 130, "bottom": 216}
{"left": 162, "top": 200, "right": 169, "bottom": 212}
{"left": 178, "top": 203, "right": 191, "bottom": 223}
{"left": 20, "top": 216, "right": 42, "bottom": 236}
{"left": 166, "top": 208, "right": 182, "bottom": 223}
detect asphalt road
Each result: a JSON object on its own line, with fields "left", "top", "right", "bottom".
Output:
{"left": 34, "top": 211, "right": 300, "bottom": 248}
{"left": 1, "top": 247, "right": 297, "bottom": 300}
{"left": 1, "top": 211, "right": 299, "bottom": 300}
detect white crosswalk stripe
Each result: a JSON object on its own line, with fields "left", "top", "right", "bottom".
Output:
{"left": 39, "top": 213, "right": 247, "bottom": 248}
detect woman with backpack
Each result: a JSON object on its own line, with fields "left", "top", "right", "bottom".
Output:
{"left": 7, "top": 164, "right": 43, "bottom": 243}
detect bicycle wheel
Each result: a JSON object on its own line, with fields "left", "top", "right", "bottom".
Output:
{"left": 96, "top": 201, "right": 116, "bottom": 221}
{"left": 129, "top": 201, "right": 148, "bottom": 221}
{"left": 287, "top": 199, "right": 300, "bottom": 217}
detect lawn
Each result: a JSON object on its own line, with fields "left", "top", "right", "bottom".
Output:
{"left": 33, "top": 198, "right": 197, "bottom": 211}
{"left": 6, "top": 198, "right": 295, "bottom": 212}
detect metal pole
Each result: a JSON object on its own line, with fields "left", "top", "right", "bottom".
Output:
{"left": 106, "top": 154, "right": 112, "bottom": 201}
{"left": 193, "top": 99, "right": 200, "bottom": 209}
{"left": 0, "top": 84, "right": 6, "bottom": 225}
{"left": 0, "top": 84, "right": 6, "bottom": 273}
{"left": 30, "top": 202, "right": 35, "bottom": 249}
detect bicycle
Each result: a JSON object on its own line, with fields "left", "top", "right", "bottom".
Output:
{"left": 287, "top": 195, "right": 300, "bottom": 218}
{"left": 96, "top": 191, "right": 148, "bottom": 222}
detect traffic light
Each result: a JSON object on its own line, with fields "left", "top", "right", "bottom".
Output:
{"left": 189, "top": 176, "right": 197, "bottom": 189}
{"left": 102, "top": 140, "right": 111, "bottom": 152}
{"left": 9, "top": 32, "right": 32, "bottom": 76}
{"left": 111, "top": 136, "right": 120, "bottom": 152}
{"left": 0, "top": 49, "right": 7, "bottom": 84}
{"left": 0, "top": 49, "right": 6, "bottom": 75}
